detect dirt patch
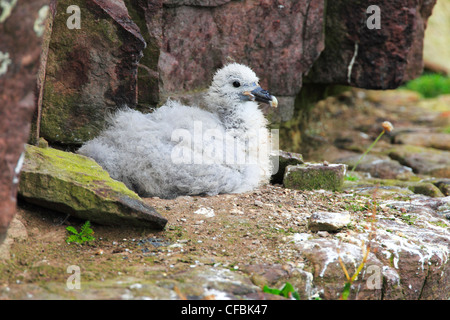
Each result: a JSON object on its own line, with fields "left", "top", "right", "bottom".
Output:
{"left": 1, "top": 184, "right": 375, "bottom": 296}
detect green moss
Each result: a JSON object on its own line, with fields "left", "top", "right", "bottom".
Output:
{"left": 22, "top": 144, "right": 139, "bottom": 201}
{"left": 429, "top": 220, "right": 449, "bottom": 228}
{"left": 407, "top": 183, "right": 444, "bottom": 198}
{"left": 39, "top": 0, "right": 127, "bottom": 145}
{"left": 388, "top": 144, "right": 440, "bottom": 155}
{"left": 283, "top": 164, "right": 346, "bottom": 191}
{"left": 402, "top": 73, "right": 450, "bottom": 98}
{"left": 40, "top": 81, "right": 81, "bottom": 142}
{"left": 51, "top": 0, "right": 123, "bottom": 48}
{"left": 16, "top": 144, "right": 167, "bottom": 228}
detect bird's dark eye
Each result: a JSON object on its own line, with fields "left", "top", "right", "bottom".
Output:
{"left": 232, "top": 81, "right": 241, "bottom": 88}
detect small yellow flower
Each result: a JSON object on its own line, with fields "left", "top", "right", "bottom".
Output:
{"left": 381, "top": 121, "right": 394, "bottom": 133}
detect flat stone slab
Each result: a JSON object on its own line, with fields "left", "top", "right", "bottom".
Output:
{"left": 18, "top": 144, "right": 167, "bottom": 229}
{"left": 388, "top": 145, "right": 450, "bottom": 178}
{"left": 343, "top": 177, "right": 445, "bottom": 198}
{"left": 393, "top": 132, "right": 450, "bottom": 151}
{"left": 295, "top": 195, "right": 450, "bottom": 300}
{"left": 336, "top": 154, "right": 415, "bottom": 180}
{"left": 308, "top": 211, "right": 351, "bottom": 232}
{"left": 283, "top": 163, "right": 347, "bottom": 191}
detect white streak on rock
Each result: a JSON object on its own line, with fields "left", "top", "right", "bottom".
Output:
{"left": 0, "top": 0, "right": 18, "bottom": 23}
{"left": 0, "top": 51, "right": 12, "bottom": 77}
{"left": 33, "top": 5, "right": 49, "bottom": 37}
{"left": 347, "top": 42, "right": 359, "bottom": 84}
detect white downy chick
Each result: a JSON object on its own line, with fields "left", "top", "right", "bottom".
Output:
{"left": 78, "top": 63, "right": 278, "bottom": 199}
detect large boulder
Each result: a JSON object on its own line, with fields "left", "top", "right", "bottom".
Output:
{"left": 156, "top": 0, "right": 325, "bottom": 98}
{"left": 388, "top": 145, "right": 450, "bottom": 178}
{"left": 336, "top": 154, "right": 416, "bottom": 180}
{"left": 38, "top": 0, "right": 146, "bottom": 146}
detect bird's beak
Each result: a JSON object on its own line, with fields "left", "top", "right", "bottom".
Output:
{"left": 243, "top": 87, "right": 278, "bottom": 108}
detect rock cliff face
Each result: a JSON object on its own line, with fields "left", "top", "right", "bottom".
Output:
{"left": 0, "top": 0, "right": 53, "bottom": 238}
{"left": 33, "top": 0, "right": 437, "bottom": 146}
{"left": 1, "top": 1, "right": 449, "bottom": 300}
{"left": 306, "top": 0, "right": 437, "bottom": 89}
{"left": 157, "top": 0, "right": 325, "bottom": 97}
{"left": 0, "top": 1, "right": 439, "bottom": 243}
{"left": 38, "top": 0, "right": 146, "bottom": 145}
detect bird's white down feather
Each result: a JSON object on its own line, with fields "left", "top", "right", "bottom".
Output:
{"left": 78, "top": 63, "right": 275, "bottom": 199}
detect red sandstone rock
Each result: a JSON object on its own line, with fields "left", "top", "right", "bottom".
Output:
{"left": 0, "top": 0, "right": 51, "bottom": 239}
{"left": 34, "top": 0, "right": 438, "bottom": 146}
{"left": 38, "top": 0, "right": 146, "bottom": 145}
{"left": 158, "top": 0, "right": 325, "bottom": 97}
{"left": 306, "top": 0, "right": 437, "bottom": 89}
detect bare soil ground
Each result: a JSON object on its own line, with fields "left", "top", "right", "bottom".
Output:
{"left": 3, "top": 185, "right": 365, "bottom": 278}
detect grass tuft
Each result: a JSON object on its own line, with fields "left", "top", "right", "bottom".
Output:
{"left": 403, "top": 73, "right": 450, "bottom": 98}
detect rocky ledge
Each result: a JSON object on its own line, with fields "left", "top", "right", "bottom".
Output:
{"left": 1, "top": 183, "right": 448, "bottom": 300}
{"left": 1, "top": 86, "right": 449, "bottom": 300}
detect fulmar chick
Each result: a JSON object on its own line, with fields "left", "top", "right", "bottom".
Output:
{"left": 78, "top": 63, "right": 278, "bottom": 199}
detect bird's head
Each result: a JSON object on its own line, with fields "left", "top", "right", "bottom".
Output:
{"left": 206, "top": 63, "right": 278, "bottom": 113}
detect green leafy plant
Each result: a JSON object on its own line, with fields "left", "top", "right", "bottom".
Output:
{"left": 66, "top": 220, "right": 95, "bottom": 244}
{"left": 263, "top": 282, "right": 300, "bottom": 300}
{"left": 400, "top": 214, "right": 417, "bottom": 225}
{"left": 403, "top": 73, "right": 450, "bottom": 98}
{"left": 345, "top": 174, "right": 359, "bottom": 182}
{"left": 344, "top": 202, "right": 369, "bottom": 212}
